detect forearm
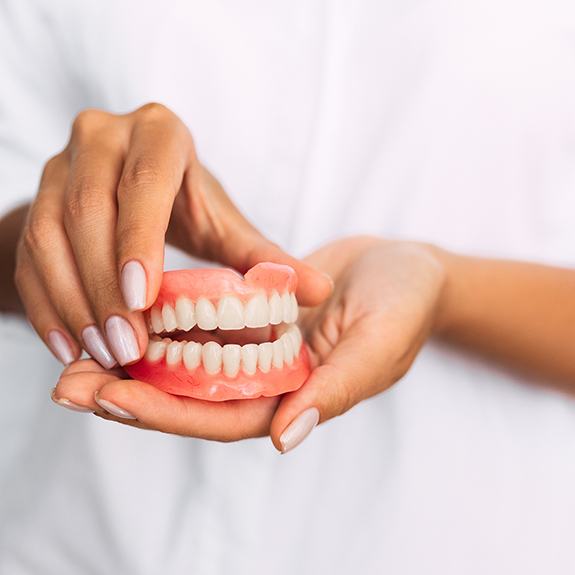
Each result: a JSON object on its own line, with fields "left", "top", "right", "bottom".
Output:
{"left": 435, "top": 248, "right": 575, "bottom": 385}
{"left": 0, "top": 203, "right": 29, "bottom": 314}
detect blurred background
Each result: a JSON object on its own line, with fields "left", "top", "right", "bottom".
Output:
{"left": 2, "top": 1, "right": 575, "bottom": 573}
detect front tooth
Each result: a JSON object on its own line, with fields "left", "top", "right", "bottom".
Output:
{"left": 217, "top": 296, "right": 245, "bottom": 330}
{"left": 241, "top": 343, "right": 258, "bottom": 375}
{"left": 150, "top": 307, "right": 164, "bottom": 334}
{"left": 222, "top": 344, "right": 241, "bottom": 377}
{"left": 145, "top": 340, "right": 167, "bottom": 363}
{"left": 272, "top": 339, "right": 284, "bottom": 369}
{"left": 202, "top": 341, "right": 222, "bottom": 374}
{"left": 268, "top": 291, "right": 283, "bottom": 325}
{"left": 258, "top": 342, "right": 273, "bottom": 373}
{"left": 166, "top": 341, "right": 184, "bottom": 367}
{"left": 281, "top": 292, "right": 292, "bottom": 324}
{"left": 162, "top": 304, "right": 178, "bottom": 332}
{"left": 183, "top": 341, "right": 202, "bottom": 371}
{"left": 244, "top": 293, "right": 270, "bottom": 328}
{"left": 289, "top": 293, "right": 299, "bottom": 323}
{"left": 196, "top": 298, "right": 218, "bottom": 330}
{"left": 175, "top": 297, "right": 195, "bottom": 331}
{"left": 281, "top": 333, "right": 295, "bottom": 365}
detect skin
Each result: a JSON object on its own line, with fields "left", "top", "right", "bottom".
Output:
{"left": 2, "top": 103, "right": 575, "bottom": 451}
{"left": 3, "top": 104, "right": 332, "bottom": 367}
{"left": 53, "top": 236, "right": 575, "bottom": 451}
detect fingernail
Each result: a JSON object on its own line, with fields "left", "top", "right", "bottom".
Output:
{"left": 279, "top": 407, "right": 320, "bottom": 454}
{"left": 121, "top": 260, "right": 147, "bottom": 311}
{"left": 105, "top": 315, "right": 140, "bottom": 365}
{"left": 47, "top": 329, "right": 75, "bottom": 365}
{"left": 82, "top": 325, "right": 117, "bottom": 369}
{"left": 94, "top": 394, "right": 136, "bottom": 419}
{"left": 51, "top": 388, "right": 92, "bottom": 413}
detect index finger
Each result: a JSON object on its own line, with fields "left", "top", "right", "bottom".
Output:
{"left": 116, "top": 105, "right": 193, "bottom": 312}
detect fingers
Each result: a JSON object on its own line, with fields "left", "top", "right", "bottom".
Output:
{"left": 53, "top": 360, "right": 279, "bottom": 440}
{"left": 116, "top": 104, "right": 192, "bottom": 310}
{"left": 21, "top": 154, "right": 117, "bottom": 368}
{"left": 269, "top": 319, "right": 391, "bottom": 453}
{"left": 63, "top": 114, "right": 149, "bottom": 366}
{"left": 14, "top": 247, "right": 80, "bottom": 364}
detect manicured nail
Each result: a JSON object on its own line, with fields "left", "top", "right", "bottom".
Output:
{"left": 47, "top": 329, "right": 75, "bottom": 365}
{"left": 82, "top": 325, "right": 116, "bottom": 369}
{"left": 105, "top": 315, "right": 140, "bottom": 365}
{"left": 279, "top": 407, "right": 320, "bottom": 453}
{"left": 94, "top": 394, "right": 136, "bottom": 419}
{"left": 121, "top": 260, "right": 147, "bottom": 311}
{"left": 51, "top": 388, "right": 92, "bottom": 413}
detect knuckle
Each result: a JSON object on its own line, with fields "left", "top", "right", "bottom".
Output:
{"left": 23, "top": 215, "right": 58, "bottom": 254}
{"left": 64, "top": 179, "right": 108, "bottom": 227}
{"left": 137, "top": 102, "right": 170, "bottom": 120}
{"left": 70, "top": 108, "right": 110, "bottom": 144}
{"left": 41, "top": 153, "right": 65, "bottom": 182}
{"left": 119, "top": 156, "right": 165, "bottom": 195}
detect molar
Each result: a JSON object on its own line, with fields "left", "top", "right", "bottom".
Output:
{"left": 281, "top": 333, "right": 295, "bottom": 365}
{"left": 217, "top": 296, "right": 245, "bottom": 330}
{"left": 268, "top": 290, "right": 283, "bottom": 325}
{"left": 272, "top": 339, "right": 284, "bottom": 369}
{"left": 288, "top": 325, "right": 302, "bottom": 353}
{"left": 289, "top": 293, "right": 299, "bottom": 323}
{"left": 281, "top": 292, "right": 292, "bottom": 324}
{"left": 196, "top": 298, "right": 218, "bottom": 331}
{"left": 244, "top": 293, "right": 270, "bottom": 328}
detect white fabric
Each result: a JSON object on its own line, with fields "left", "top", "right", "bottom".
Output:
{"left": 2, "top": 1, "right": 575, "bottom": 573}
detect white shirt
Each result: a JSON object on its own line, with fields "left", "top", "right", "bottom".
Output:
{"left": 2, "top": 1, "right": 575, "bottom": 573}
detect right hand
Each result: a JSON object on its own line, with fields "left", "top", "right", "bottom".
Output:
{"left": 15, "top": 103, "right": 332, "bottom": 368}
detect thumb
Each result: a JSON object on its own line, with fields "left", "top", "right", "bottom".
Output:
{"left": 171, "top": 165, "right": 333, "bottom": 307}
{"left": 269, "top": 321, "right": 390, "bottom": 453}
{"left": 239, "top": 238, "right": 334, "bottom": 307}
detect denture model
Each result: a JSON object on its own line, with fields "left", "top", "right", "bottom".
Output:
{"left": 126, "top": 263, "right": 311, "bottom": 401}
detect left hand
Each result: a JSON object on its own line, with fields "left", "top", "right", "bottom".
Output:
{"left": 52, "top": 236, "right": 447, "bottom": 451}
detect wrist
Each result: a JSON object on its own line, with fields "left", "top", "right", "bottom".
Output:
{"left": 428, "top": 244, "right": 460, "bottom": 337}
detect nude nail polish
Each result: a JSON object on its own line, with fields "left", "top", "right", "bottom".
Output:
{"left": 95, "top": 395, "right": 136, "bottom": 419}
{"left": 105, "top": 316, "right": 140, "bottom": 366}
{"left": 51, "top": 388, "right": 92, "bottom": 413}
{"left": 82, "top": 325, "right": 116, "bottom": 369}
{"left": 279, "top": 407, "right": 320, "bottom": 453}
{"left": 47, "top": 330, "right": 75, "bottom": 365}
{"left": 121, "top": 260, "right": 147, "bottom": 311}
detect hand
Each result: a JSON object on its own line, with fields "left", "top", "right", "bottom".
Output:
{"left": 52, "top": 236, "right": 447, "bottom": 451}
{"left": 15, "top": 103, "right": 332, "bottom": 369}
